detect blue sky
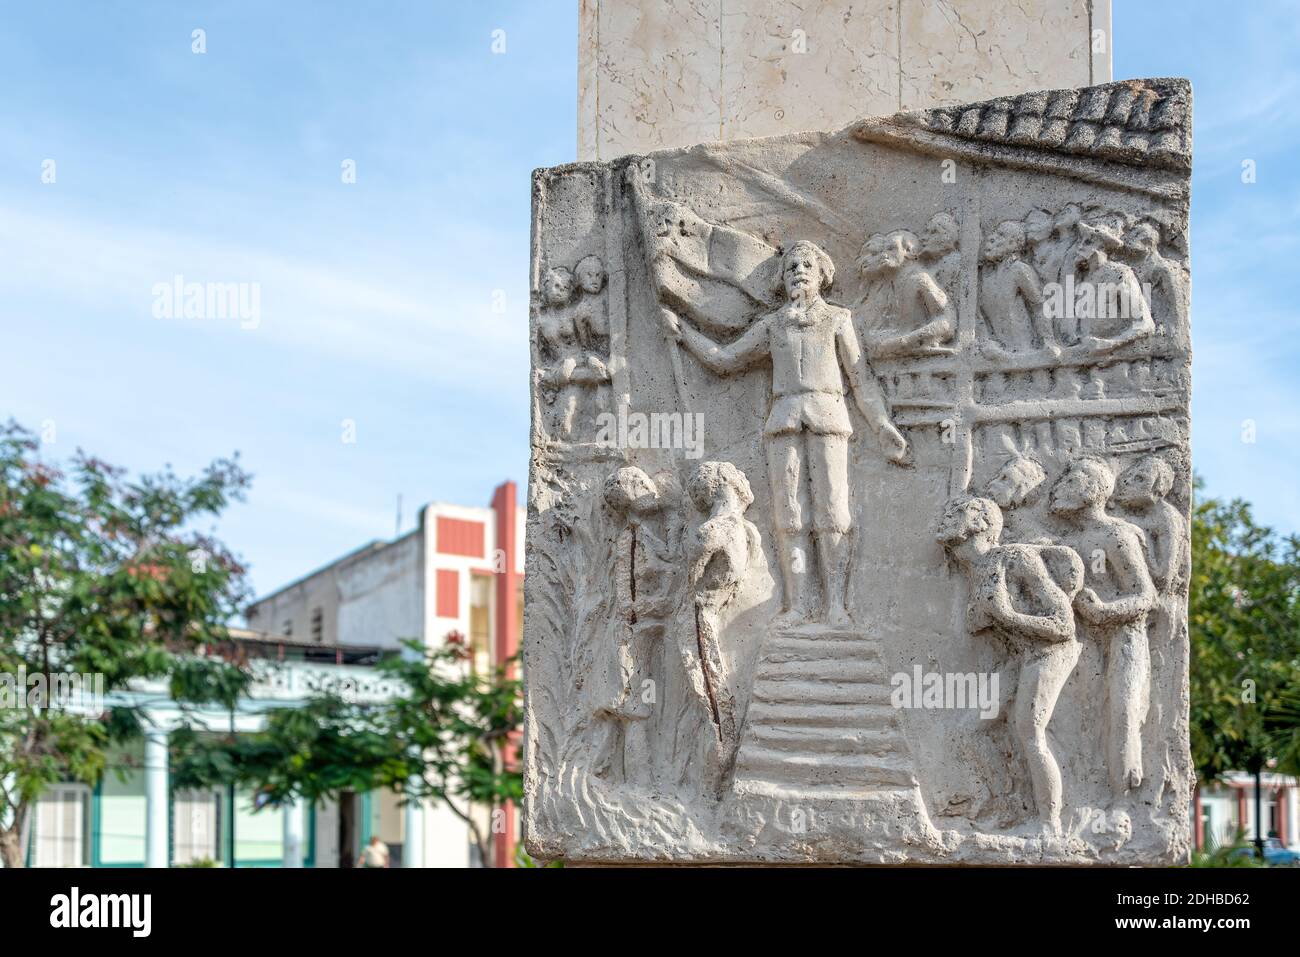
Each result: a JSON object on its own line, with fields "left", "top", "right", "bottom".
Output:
{"left": 1, "top": 1, "right": 1297, "bottom": 600}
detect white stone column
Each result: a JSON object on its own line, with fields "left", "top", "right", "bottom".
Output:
{"left": 404, "top": 793, "right": 424, "bottom": 868}
{"left": 282, "top": 796, "right": 305, "bottom": 868}
{"left": 1288, "top": 785, "right": 1300, "bottom": 850}
{"left": 578, "top": 0, "right": 1113, "bottom": 160}
{"left": 143, "top": 729, "right": 169, "bottom": 869}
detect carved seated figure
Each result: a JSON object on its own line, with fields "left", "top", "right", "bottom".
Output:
{"left": 1066, "top": 220, "right": 1155, "bottom": 357}
{"left": 1041, "top": 203, "right": 1083, "bottom": 290}
{"left": 937, "top": 495, "right": 1084, "bottom": 837}
{"left": 1023, "top": 207, "right": 1054, "bottom": 282}
{"left": 855, "top": 229, "right": 956, "bottom": 359}
{"left": 978, "top": 220, "right": 1058, "bottom": 360}
{"left": 920, "top": 212, "right": 961, "bottom": 305}
{"left": 1122, "top": 221, "right": 1184, "bottom": 338}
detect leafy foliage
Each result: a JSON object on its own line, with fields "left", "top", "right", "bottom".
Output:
{"left": 0, "top": 420, "right": 252, "bottom": 867}
{"left": 1189, "top": 477, "right": 1300, "bottom": 781}
{"left": 1188, "top": 834, "right": 1267, "bottom": 868}
{"left": 172, "top": 638, "right": 522, "bottom": 866}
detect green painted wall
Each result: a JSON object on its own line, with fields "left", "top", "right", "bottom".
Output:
{"left": 234, "top": 789, "right": 283, "bottom": 865}
{"left": 98, "top": 749, "right": 146, "bottom": 866}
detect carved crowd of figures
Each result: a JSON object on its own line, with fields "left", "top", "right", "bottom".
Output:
{"left": 939, "top": 450, "right": 1188, "bottom": 834}
{"left": 590, "top": 460, "right": 760, "bottom": 798}
{"left": 853, "top": 203, "right": 1185, "bottom": 366}
{"left": 983, "top": 202, "right": 1183, "bottom": 358}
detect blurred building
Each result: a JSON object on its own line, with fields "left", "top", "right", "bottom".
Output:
{"left": 24, "top": 481, "right": 523, "bottom": 869}
{"left": 243, "top": 478, "right": 524, "bottom": 867}
{"left": 1194, "top": 773, "right": 1299, "bottom": 853}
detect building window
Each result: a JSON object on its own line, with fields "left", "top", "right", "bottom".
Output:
{"left": 173, "top": 789, "right": 223, "bottom": 866}
{"left": 470, "top": 575, "right": 492, "bottom": 675}
{"left": 33, "top": 784, "right": 91, "bottom": 868}
{"left": 282, "top": 619, "right": 293, "bottom": 637}
{"left": 310, "top": 607, "right": 323, "bottom": 643}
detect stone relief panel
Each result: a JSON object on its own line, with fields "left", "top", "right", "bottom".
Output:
{"left": 527, "top": 78, "right": 1192, "bottom": 864}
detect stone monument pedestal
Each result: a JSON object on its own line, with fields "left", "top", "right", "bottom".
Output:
{"left": 526, "top": 7, "right": 1192, "bottom": 869}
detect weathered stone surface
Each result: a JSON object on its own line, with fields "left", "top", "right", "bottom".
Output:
{"left": 578, "top": 0, "right": 1111, "bottom": 160}
{"left": 527, "top": 78, "right": 1193, "bottom": 864}
{"left": 897, "top": 0, "right": 1097, "bottom": 111}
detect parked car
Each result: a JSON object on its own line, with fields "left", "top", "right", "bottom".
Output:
{"left": 1229, "top": 838, "right": 1300, "bottom": 866}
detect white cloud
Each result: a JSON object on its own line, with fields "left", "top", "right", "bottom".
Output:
{"left": 0, "top": 202, "right": 530, "bottom": 393}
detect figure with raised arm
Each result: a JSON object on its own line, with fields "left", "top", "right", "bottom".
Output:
{"left": 661, "top": 241, "right": 907, "bottom": 627}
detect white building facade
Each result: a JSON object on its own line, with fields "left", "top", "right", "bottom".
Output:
{"left": 243, "top": 480, "right": 525, "bottom": 868}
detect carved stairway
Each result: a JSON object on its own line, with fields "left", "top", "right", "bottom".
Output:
{"left": 732, "top": 626, "right": 919, "bottom": 798}
{"left": 723, "top": 625, "right": 940, "bottom": 860}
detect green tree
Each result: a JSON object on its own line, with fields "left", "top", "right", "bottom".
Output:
{"left": 1189, "top": 477, "right": 1300, "bottom": 841}
{"left": 172, "top": 637, "right": 523, "bottom": 867}
{"left": 0, "top": 421, "right": 252, "bottom": 868}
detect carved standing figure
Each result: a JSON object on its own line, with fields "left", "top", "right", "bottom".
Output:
{"left": 573, "top": 253, "right": 611, "bottom": 348}
{"left": 1048, "top": 458, "right": 1157, "bottom": 795}
{"left": 597, "top": 466, "right": 682, "bottom": 786}
{"left": 938, "top": 496, "right": 1085, "bottom": 836}
{"left": 662, "top": 241, "right": 907, "bottom": 627}
{"left": 684, "top": 461, "right": 761, "bottom": 790}
{"left": 1113, "top": 455, "right": 1188, "bottom": 596}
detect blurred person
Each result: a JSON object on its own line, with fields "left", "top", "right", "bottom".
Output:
{"left": 359, "top": 835, "right": 390, "bottom": 868}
